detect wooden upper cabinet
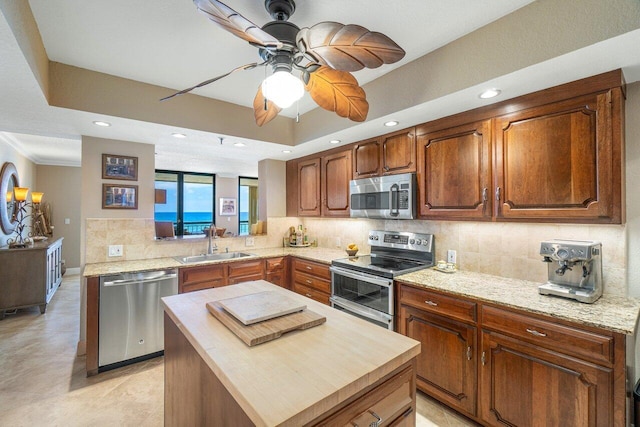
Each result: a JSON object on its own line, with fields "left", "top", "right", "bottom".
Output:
{"left": 494, "top": 89, "right": 623, "bottom": 223}
{"left": 416, "top": 120, "right": 492, "bottom": 220}
{"left": 352, "top": 128, "right": 416, "bottom": 178}
{"left": 381, "top": 128, "right": 416, "bottom": 175}
{"left": 353, "top": 138, "right": 380, "bottom": 178}
{"left": 321, "top": 150, "right": 352, "bottom": 217}
{"left": 297, "top": 158, "right": 321, "bottom": 216}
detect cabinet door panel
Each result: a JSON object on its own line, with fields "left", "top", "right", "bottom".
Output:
{"left": 321, "top": 150, "right": 352, "bottom": 217}
{"left": 353, "top": 139, "right": 381, "bottom": 178}
{"left": 298, "top": 158, "right": 321, "bottom": 216}
{"left": 400, "top": 305, "right": 476, "bottom": 416}
{"left": 381, "top": 129, "right": 416, "bottom": 175}
{"left": 480, "top": 331, "right": 613, "bottom": 427}
{"left": 417, "top": 120, "right": 491, "bottom": 219}
{"left": 494, "top": 92, "right": 619, "bottom": 222}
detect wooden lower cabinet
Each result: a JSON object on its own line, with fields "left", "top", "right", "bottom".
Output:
{"left": 291, "top": 258, "right": 331, "bottom": 305}
{"left": 227, "top": 259, "right": 264, "bottom": 285}
{"left": 479, "top": 330, "right": 613, "bottom": 427}
{"left": 397, "top": 282, "right": 626, "bottom": 426}
{"left": 398, "top": 286, "right": 477, "bottom": 417}
{"left": 265, "top": 256, "right": 288, "bottom": 288}
{"left": 179, "top": 263, "right": 227, "bottom": 293}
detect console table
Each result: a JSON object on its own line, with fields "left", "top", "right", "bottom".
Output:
{"left": 0, "top": 237, "right": 63, "bottom": 319}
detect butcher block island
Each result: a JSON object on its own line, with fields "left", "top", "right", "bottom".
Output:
{"left": 161, "top": 280, "right": 420, "bottom": 426}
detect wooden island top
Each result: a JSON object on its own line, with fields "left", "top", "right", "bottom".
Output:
{"left": 161, "top": 280, "right": 420, "bottom": 426}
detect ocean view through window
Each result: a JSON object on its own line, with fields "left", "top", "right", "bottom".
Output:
{"left": 155, "top": 171, "right": 215, "bottom": 236}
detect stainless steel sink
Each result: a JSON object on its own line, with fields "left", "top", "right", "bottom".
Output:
{"left": 174, "top": 252, "right": 255, "bottom": 264}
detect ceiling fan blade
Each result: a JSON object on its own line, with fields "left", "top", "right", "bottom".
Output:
{"left": 160, "top": 62, "right": 259, "bottom": 101}
{"left": 297, "top": 22, "right": 405, "bottom": 72}
{"left": 253, "top": 85, "right": 282, "bottom": 127}
{"left": 194, "top": 0, "right": 282, "bottom": 49}
{"left": 305, "top": 66, "right": 368, "bottom": 122}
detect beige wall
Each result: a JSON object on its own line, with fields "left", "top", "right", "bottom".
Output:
{"left": 35, "top": 165, "right": 81, "bottom": 268}
{"left": 0, "top": 140, "right": 36, "bottom": 247}
{"left": 626, "top": 82, "right": 640, "bottom": 298}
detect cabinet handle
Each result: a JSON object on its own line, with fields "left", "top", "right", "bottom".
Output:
{"left": 306, "top": 279, "right": 313, "bottom": 284}
{"left": 424, "top": 300, "right": 438, "bottom": 306}
{"left": 481, "top": 351, "right": 486, "bottom": 366}
{"left": 305, "top": 293, "right": 312, "bottom": 297}
{"left": 526, "top": 328, "right": 547, "bottom": 337}
{"left": 482, "top": 187, "right": 488, "bottom": 214}
{"left": 368, "top": 411, "right": 382, "bottom": 427}
{"left": 495, "top": 186, "right": 501, "bottom": 201}
{"left": 467, "top": 346, "right": 472, "bottom": 361}
{"left": 306, "top": 266, "right": 313, "bottom": 270}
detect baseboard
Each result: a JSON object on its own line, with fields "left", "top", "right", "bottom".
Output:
{"left": 77, "top": 339, "right": 86, "bottom": 356}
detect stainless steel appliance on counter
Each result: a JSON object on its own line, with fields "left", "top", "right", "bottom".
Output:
{"left": 330, "top": 230, "right": 435, "bottom": 329}
{"left": 349, "top": 173, "right": 416, "bottom": 219}
{"left": 99, "top": 268, "right": 178, "bottom": 371}
{"left": 538, "top": 239, "right": 603, "bottom": 303}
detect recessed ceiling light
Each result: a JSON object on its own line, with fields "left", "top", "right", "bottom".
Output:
{"left": 93, "top": 121, "right": 111, "bottom": 127}
{"left": 479, "top": 88, "right": 501, "bottom": 99}
{"left": 384, "top": 120, "right": 399, "bottom": 127}
{"left": 234, "top": 142, "right": 246, "bottom": 147}
{"left": 282, "top": 150, "right": 292, "bottom": 153}
{"left": 171, "top": 133, "right": 186, "bottom": 138}
{"left": 329, "top": 139, "right": 341, "bottom": 144}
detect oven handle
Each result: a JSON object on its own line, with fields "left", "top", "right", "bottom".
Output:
{"left": 329, "top": 266, "right": 394, "bottom": 288}
{"left": 330, "top": 297, "right": 393, "bottom": 324}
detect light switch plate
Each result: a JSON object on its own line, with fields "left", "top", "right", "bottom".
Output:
{"left": 108, "top": 244, "right": 123, "bottom": 257}
{"left": 245, "top": 237, "right": 255, "bottom": 247}
{"left": 447, "top": 249, "right": 457, "bottom": 264}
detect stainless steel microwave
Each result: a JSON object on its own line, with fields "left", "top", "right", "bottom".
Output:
{"left": 349, "top": 173, "right": 416, "bottom": 219}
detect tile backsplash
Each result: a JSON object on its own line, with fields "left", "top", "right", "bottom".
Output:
{"left": 85, "top": 217, "right": 627, "bottom": 297}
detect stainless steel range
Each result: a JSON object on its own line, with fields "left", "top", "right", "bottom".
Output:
{"left": 330, "top": 230, "right": 435, "bottom": 330}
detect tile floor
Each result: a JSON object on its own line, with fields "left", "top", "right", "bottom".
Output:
{"left": 0, "top": 274, "right": 478, "bottom": 426}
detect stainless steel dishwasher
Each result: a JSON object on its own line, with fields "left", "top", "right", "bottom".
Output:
{"left": 99, "top": 268, "right": 178, "bottom": 370}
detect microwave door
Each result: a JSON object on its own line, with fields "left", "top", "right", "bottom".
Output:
{"left": 390, "top": 183, "right": 399, "bottom": 217}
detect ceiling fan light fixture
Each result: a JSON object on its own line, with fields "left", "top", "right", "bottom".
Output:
{"left": 262, "top": 71, "right": 304, "bottom": 108}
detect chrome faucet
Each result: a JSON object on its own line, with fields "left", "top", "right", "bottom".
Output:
{"left": 207, "top": 223, "right": 218, "bottom": 254}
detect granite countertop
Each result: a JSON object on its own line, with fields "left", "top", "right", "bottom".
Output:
{"left": 396, "top": 268, "right": 640, "bottom": 335}
{"left": 82, "top": 246, "right": 352, "bottom": 277}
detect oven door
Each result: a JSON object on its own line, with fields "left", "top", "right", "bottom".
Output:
{"left": 330, "top": 265, "right": 394, "bottom": 314}
{"left": 330, "top": 296, "right": 394, "bottom": 330}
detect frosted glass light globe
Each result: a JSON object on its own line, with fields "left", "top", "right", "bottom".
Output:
{"left": 261, "top": 71, "right": 304, "bottom": 108}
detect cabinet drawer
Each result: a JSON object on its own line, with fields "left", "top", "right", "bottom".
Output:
{"left": 293, "top": 258, "right": 331, "bottom": 280}
{"left": 399, "top": 285, "right": 476, "bottom": 324}
{"left": 318, "top": 365, "right": 414, "bottom": 426}
{"left": 293, "top": 271, "right": 331, "bottom": 294}
{"left": 265, "top": 257, "right": 285, "bottom": 272}
{"left": 482, "top": 305, "right": 614, "bottom": 365}
{"left": 227, "top": 259, "right": 264, "bottom": 278}
{"left": 293, "top": 282, "right": 330, "bottom": 305}
{"left": 228, "top": 272, "right": 265, "bottom": 285}
{"left": 179, "top": 265, "right": 227, "bottom": 293}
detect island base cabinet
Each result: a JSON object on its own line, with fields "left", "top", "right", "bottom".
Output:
{"left": 479, "top": 330, "right": 614, "bottom": 427}
{"left": 164, "top": 313, "right": 254, "bottom": 426}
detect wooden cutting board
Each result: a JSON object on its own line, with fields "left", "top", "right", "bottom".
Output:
{"left": 206, "top": 300, "right": 326, "bottom": 346}
{"left": 217, "top": 291, "right": 306, "bottom": 325}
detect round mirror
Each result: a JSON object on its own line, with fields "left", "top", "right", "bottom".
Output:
{"left": 0, "top": 162, "right": 19, "bottom": 234}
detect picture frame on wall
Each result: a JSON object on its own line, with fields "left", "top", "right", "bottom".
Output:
{"left": 220, "top": 198, "right": 236, "bottom": 216}
{"left": 102, "top": 154, "right": 138, "bottom": 181}
{"left": 103, "top": 184, "right": 138, "bottom": 209}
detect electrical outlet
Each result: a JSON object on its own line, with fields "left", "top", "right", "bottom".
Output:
{"left": 245, "top": 237, "right": 255, "bottom": 247}
{"left": 447, "top": 249, "right": 457, "bottom": 264}
{"left": 108, "top": 244, "right": 123, "bottom": 257}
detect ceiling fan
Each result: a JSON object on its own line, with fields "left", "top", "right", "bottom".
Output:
{"left": 161, "top": 0, "right": 406, "bottom": 126}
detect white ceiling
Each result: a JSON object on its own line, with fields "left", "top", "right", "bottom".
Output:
{"left": 2, "top": 1, "right": 639, "bottom": 177}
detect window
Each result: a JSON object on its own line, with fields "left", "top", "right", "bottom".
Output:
{"left": 238, "top": 177, "right": 258, "bottom": 236}
{"left": 155, "top": 171, "right": 215, "bottom": 236}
